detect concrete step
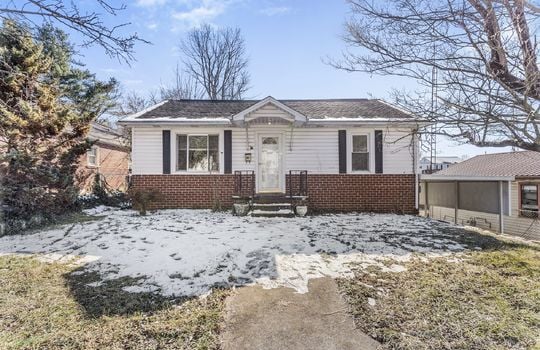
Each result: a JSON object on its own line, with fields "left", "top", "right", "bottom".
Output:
{"left": 250, "top": 209, "right": 295, "bottom": 218}
{"left": 251, "top": 203, "right": 292, "bottom": 212}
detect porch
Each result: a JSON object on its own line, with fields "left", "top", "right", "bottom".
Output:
{"left": 232, "top": 170, "right": 309, "bottom": 217}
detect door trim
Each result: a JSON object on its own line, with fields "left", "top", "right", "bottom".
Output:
{"left": 256, "top": 133, "right": 284, "bottom": 193}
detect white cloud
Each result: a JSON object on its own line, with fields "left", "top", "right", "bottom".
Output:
{"left": 146, "top": 22, "right": 158, "bottom": 30}
{"left": 259, "top": 6, "right": 290, "bottom": 16}
{"left": 171, "top": 0, "right": 234, "bottom": 28}
{"left": 136, "top": 0, "right": 167, "bottom": 7}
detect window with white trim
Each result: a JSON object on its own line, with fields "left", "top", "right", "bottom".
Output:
{"left": 520, "top": 184, "right": 538, "bottom": 218}
{"left": 177, "top": 134, "right": 219, "bottom": 172}
{"left": 351, "top": 134, "right": 369, "bottom": 171}
{"left": 87, "top": 147, "right": 98, "bottom": 167}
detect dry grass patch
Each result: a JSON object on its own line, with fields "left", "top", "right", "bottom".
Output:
{"left": 0, "top": 255, "right": 229, "bottom": 349}
{"left": 338, "top": 242, "right": 540, "bottom": 350}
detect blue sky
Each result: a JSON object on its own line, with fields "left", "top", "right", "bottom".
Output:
{"left": 74, "top": 0, "right": 511, "bottom": 158}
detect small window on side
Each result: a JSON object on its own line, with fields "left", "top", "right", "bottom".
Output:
{"left": 87, "top": 147, "right": 98, "bottom": 167}
{"left": 520, "top": 184, "right": 538, "bottom": 218}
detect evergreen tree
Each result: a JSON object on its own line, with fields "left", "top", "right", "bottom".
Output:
{"left": 0, "top": 20, "right": 117, "bottom": 231}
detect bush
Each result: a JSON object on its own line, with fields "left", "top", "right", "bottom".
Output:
{"left": 128, "top": 189, "right": 160, "bottom": 216}
{"left": 78, "top": 174, "right": 130, "bottom": 209}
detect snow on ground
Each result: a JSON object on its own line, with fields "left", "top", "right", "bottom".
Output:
{"left": 0, "top": 208, "right": 480, "bottom": 296}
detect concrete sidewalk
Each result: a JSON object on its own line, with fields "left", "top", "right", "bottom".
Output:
{"left": 221, "top": 277, "right": 380, "bottom": 350}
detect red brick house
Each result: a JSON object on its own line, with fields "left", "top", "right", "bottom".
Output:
{"left": 77, "top": 122, "right": 130, "bottom": 193}
{"left": 118, "top": 97, "right": 422, "bottom": 213}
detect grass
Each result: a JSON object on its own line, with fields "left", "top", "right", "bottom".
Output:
{"left": 0, "top": 255, "right": 229, "bottom": 350}
{"left": 338, "top": 237, "right": 540, "bottom": 350}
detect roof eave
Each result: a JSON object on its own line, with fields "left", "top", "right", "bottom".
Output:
{"left": 118, "top": 118, "right": 232, "bottom": 126}
{"left": 421, "top": 175, "right": 516, "bottom": 181}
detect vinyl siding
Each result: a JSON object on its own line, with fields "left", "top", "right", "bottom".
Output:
{"left": 132, "top": 128, "right": 162, "bottom": 174}
{"left": 131, "top": 125, "right": 416, "bottom": 175}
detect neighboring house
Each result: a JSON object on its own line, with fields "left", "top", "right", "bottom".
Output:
{"left": 421, "top": 151, "right": 540, "bottom": 241}
{"left": 419, "top": 156, "right": 463, "bottom": 174}
{"left": 77, "top": 122, "right": 130, "bottom": 193}
{"left": 119, "top": 96, "right": 423, "bottom": 213}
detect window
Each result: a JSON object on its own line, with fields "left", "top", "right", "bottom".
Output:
{"left": 177, "top": 134, "right": 219, "bottom": 172}
{"left": 520, "top": 184, "right": 538, "bottom": 218}
{"left": 351, "top": 134, "right": 369, "bottom": 171}
{"left": 87, "top": 147, "right": 98, "bottom": 167}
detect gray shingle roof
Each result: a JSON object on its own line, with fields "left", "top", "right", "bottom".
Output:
{"left": 435, "top": 151, "right": 540, "bottom": 178}
{"left": 132, "top": 99, "right": 412, "bottom": 120}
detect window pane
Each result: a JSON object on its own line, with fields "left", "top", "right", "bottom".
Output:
{"left": 87, "top": 148, "right": 97, "bottom": 166}
{"left": 521, "top": 185, "right": 538, "bottom": 217}
{"left": 177, "top": 135, "right": 187, "bottom": 170}
{"left": 209, "top": 150, "right": 219, "bottom": 171}
{"left": 353, "top": 135, "right": 368, "bottom": 152}
{"left": 262, "top": 137, "right": 278, "bottom": 145}
{"left": 189, "top": 150, "right": 208, "bottom": 171}
{"left": 189, "top": 135, "right": 207, "bottom": 149}
{"left": 178, "top": 135, "right": 187, "bottom": 150}
{"left": 352, "top": 153, "right": 369, "bottom": 171}
{"left": 209, "top": 135, "right": 219, "bottom": 151}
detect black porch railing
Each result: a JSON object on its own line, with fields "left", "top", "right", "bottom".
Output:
{"left": 233, "top": 170, "right": 255, "bottom": 199}
{"left": 287, "top": 170, "right": 308, "bottom": 198}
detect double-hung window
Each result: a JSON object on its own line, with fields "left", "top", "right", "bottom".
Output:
{"left": 177, "top": 134, "right": 219, "bottom": 172}
{"left": 520, "top": 184, "right": 538, "bottom": 218}
{"left": 351, "top": 134, "right": 369, "bottom": 171}
{"left": 87, "top": 147, "right": 98, "bottom": 167}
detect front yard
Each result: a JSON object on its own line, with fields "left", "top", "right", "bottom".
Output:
{"left": 0, "top": 207, "right": 538, "bottom": 349}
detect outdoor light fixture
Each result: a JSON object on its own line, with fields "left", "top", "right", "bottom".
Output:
{"left": 244, "top": 153, "right": 252, "bottom": 163}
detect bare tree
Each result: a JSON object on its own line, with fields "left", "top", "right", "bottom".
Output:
{"left": 158, "top": 64, "right": 204, "bottom": 101}
{"left": 332, "top": 0, "right": 540, "bottom": 151}
{"left": 180, "top": 24, "right": 250, "bottom": 100}
{"left": 0, "top": 0, "right": 148, "bottom": 62}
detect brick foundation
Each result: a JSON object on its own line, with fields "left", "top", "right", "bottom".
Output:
{"left": 289, "top": 174, "right": 417, "bottom": 214}
{"left": 131, "top": 174, "right": 417, "bottom": 214}
{"left": 130, "top": 175, "right": 235, "bottom": 209}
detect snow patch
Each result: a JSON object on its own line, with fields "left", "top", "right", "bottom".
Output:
{"left": 0, "top": 209, "right": 479, "bottom": 296}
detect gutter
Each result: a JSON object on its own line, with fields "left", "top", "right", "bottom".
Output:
{"left": 421, "top": 175, "right": 515, "bottom": 182}
{"left": 118, "top": 118, "right": 233, "bottom": 126}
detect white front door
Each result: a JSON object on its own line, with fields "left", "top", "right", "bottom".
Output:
{"left": 258, "top": 135, "right": 282, "bottom": 192}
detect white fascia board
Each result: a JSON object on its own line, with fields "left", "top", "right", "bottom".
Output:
{"left": 118, "top": 118, "right": 232, "bottom": 127}
{"left": 232, "top": 96, "right": 308, "bottom": 123}
{"left": 308, "top": 118, "right": 423, "bottom": 127}
{"left": 421, "top": 175, "right": 515, "bottom": 181}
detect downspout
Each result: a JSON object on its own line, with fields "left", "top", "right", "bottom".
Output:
{"left": 289, "top": 122, "right": 294, "bottom": 151}
{"left": 413, "top": 129, "right": 419, "bottom": 212}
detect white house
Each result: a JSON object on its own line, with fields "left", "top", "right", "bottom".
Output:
{"left": 119, "top": 96, "right": 423, "bottom": 214}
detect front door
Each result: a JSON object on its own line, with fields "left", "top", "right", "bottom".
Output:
{"left": 258, "top": 135, "right": 281, "bottom": 192}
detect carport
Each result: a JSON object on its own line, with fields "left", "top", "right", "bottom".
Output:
{"left": 420, "top": 175, "right": 512, "bottom": 234}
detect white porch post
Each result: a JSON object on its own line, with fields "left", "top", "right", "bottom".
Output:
{"left": 454, "top": 181, "right": 459, "bottom": 225}
{"left": 498, "top": 180, "right": 504, "bottom": 234}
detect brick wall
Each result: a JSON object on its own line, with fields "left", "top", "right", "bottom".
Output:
{"left": 287, "top": 174, "right": 417, "bottom": 214}
{"left": 132, "top": 173, "right": 416, "bottom": 213}
{"left": 77, "top": 144, "right": 130, "bottom": 193}
{"left": 130, "top": 175, "right": 235, "bottom": 209}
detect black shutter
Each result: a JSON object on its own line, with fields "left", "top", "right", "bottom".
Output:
{"left": 375, "top": 130, "right": 383, "bottom": 174}
{"left": 224, "top": 130, "right": 232, "bottom": 174}
{"left": 162, "top": 130, "right": 171, "bottom": 174}
{"left": 338, "top": 130, "right": 347, "bottom": 174}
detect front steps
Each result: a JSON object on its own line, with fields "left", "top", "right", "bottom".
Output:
{"left": 251, "top": 202, "right": 294, "bottom": 218}
{"left": 233, "top": 193, "right": 307, "bottom": 217}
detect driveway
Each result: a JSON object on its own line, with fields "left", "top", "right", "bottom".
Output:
{"left": 0, "top": 206, "right": 483, "bottom": 297}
